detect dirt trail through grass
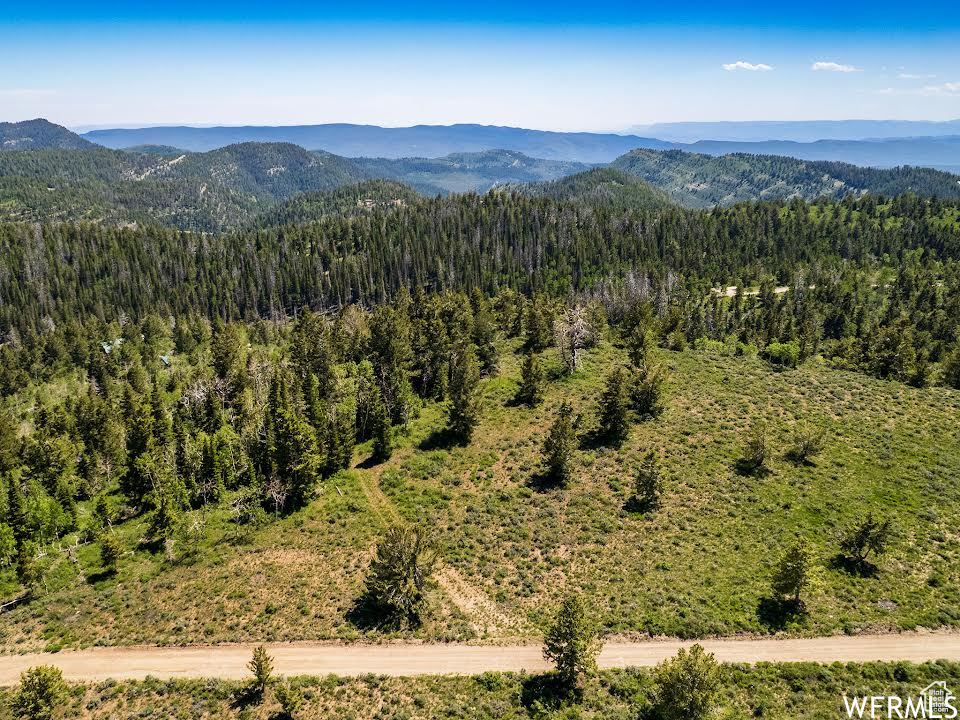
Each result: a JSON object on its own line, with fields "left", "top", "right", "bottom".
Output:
{"left": 355, "top": 447, "right": 530, "bottom": 637}
{"left": 1, "top": 633, "right": 958, "bottom": 684}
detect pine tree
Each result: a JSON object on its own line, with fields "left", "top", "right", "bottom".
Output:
{"left": 15, "top": 542, "right": 42, "bottom": 590}
{"left": 149, "top": 382, "right": 172, "bottom": 447}
{"left": 367, "top": 304, "right": 415, "bottom": 425}
{"left": 247, "top": 645, "right": 274, "bottom": 696}
{"left": 652, "top": 645, "right": 721, "bottom": 720}
{"left": 943, "top": 344, "right": 960, "bottom": 389}
{"left": 100, "top": 532, "right": 123, "bottom": 575}
{"left": 633, "top": 450, "right": 662, "bottom": 510}
{"left": 471, "top": 306, "right": 500, "bottom": 375}
{"left": 268, "top": 372, "right": 322, "bottom": 510}
{"left": 524, "top": 297, "right": 553, "bottom": 353}
{"left": 740, "top": 419, "right": 768, "bottom": 471}
{"left": 597, "top": 366, "right": 630, "bottom": 444}
{"left": 0, "top": 411, "right": 19, "bottom": 473}
{"left": 364, "top": 524, "right": 437, "bottom": 623}
{"left": 7, "top": 477, "right": 27, "bottom": 548}
{"left": 447, "top": 344, "right": 482, "bottom": 443}
{"left": 629, "top": 361, "right": 667, "bottom": 418}
{"left": 516, "top": 350, "right": 545, "bottom": 407}
{"left": 543, "top": 594, "right": 600, "bottom": 691}
{"left": 543, "top": 402, "right": 577, "bottom": 486}
{"left": 370, "top": 383, "right": 393, "bottom": 463}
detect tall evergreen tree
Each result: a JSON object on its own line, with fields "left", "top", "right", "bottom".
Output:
{"left": 369, "top": 383, "right": 393, "bottom": 463}
{"left": 447, "top": 343, "right": 482, "bottom": 443}
{"left": 543, "top": 402, "right": 577, "bottom": 486}
{"left": 516, "top": 350, "right": 545, "bottom": 407}
{"left": 597, "top": 366, "right": 630, "bottom": 444}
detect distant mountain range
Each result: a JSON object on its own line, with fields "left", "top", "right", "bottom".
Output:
{"left": 81, "top": 123, "right": 670, "bottom": 163}
{"left": 77, "top": 119, "right": 960, "bottom": 172}
{"left": 629, "top": 119, "right": 960, "bottom": 143}
{"left": 2, "top": 119, "right": 960, "bottom": 230}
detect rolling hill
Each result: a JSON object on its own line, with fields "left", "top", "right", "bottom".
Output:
{"left": 0, "top": 118, "right": 95, "bottom": 150}
{"left": 507, "top": 167, "right": 673, "bottom": 211}
{"left": 351, "top": 149, "right": 591, "bottom": 195}
{"left": 0, "top": 141, "right": 368, "bottom": 230}
{"left": 252, "top": 179, "right": 422, "bottom": 226}
{"left": 611, "top": 148, "right": 960, "bottom": 207}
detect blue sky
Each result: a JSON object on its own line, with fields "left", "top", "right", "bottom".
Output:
{"left": 2, "top": 1, "right": 959, "bottom": 131}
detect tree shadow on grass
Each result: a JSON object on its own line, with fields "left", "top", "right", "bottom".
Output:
{"left": 527, "top": 470, "right": 565, "bottom": 493}
{"left": 520, "top": 672, "right": 579, "bottom": 715}
{"left": 785, "top": 450, "right": 818, "bottom": 467}
{"left": 346, "top": 592, "right": 421, "bottom": 633}
{"left": 230, "top": 684, "right": 262, "bottom": 711}
{"left": 85, "top": 569, "right": 115, "bottom": 585}
{"left": 579, "top": 428, "right": 624, "bottom": 452}
{"left": 418, "top": 427, "right": 460, "bottom": 451}
{"left": 828, "top": 553, "right": 879, "bottom": 578}
{"left": 734, "top": 459, "right": 772, "bottom": 478}
{"left": 623, "top": 496, "right": 658, "bottom": 514}
{"left": 756, "top": 597, "right": 806, "bottom": 631}
{"left": 356, "top": 454, "right": 384, "bottom": 470}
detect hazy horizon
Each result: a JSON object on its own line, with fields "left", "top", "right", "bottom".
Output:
{"left": 3, "top": 1, "right": 959, "bottom": 131}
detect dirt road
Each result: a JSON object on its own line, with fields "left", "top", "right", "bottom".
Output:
{"left": 1, "top": 633, "right": 958, "bottom": 685}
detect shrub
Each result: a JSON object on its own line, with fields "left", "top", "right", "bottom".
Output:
{"left": 771, "top": 539, "right": 815, "bottom": 607}
{"left": 740, "top": 419, "right": 768, "bottom": 471}
{"left": 787, "top": 423, "right": 826, "bottom": 464}
{"left": 12, "top": 666, "right": 67, "bottom": 720}
{"left": 839, "top": 513, "right": 893, "bottom": 570}
{"left": 652, "top": 644, "right": 720, "bottom": 720}
{"left": 762, "top": 341, "right": 801, "bottom": 368}
{"left": 274, "top": 681, "right": 304, "bottom": 718}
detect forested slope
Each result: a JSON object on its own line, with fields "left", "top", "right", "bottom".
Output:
{"left": 612, "top": 149, "right": 960, "bottom": 207}
{"left": 2, "top": 193, "right": 958, "bottom": 334}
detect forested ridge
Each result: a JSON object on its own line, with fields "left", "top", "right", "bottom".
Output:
{"left": 612, "top": 149, "right": 960, "bottom": 207}
{"left": 0, "top": 143, "right": 368, "bottom": 230}
{"left": 4, "top": 119, "right": 960, "bottom": 233}
{"left": 2, "top": 192, "right": 959, "bottom": 334}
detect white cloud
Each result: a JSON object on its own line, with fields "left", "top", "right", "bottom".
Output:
{"left": 722, "top": 61, "right": 773, "bottom": 72}
{"left": 811, "top": 61, "right": 861, "bottom": 73}
{"left": 919, "top": 81, "right": 960, "bottom": 96}
{"left": 876, "top": 81, "right": 960, "bottom": 97}
{"left": 897, "top": 72, "right": 936, "bottom": 80}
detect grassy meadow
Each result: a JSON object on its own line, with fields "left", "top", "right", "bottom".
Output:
{"left": 1, "top": 339, "right": 958, "bottom": 650}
